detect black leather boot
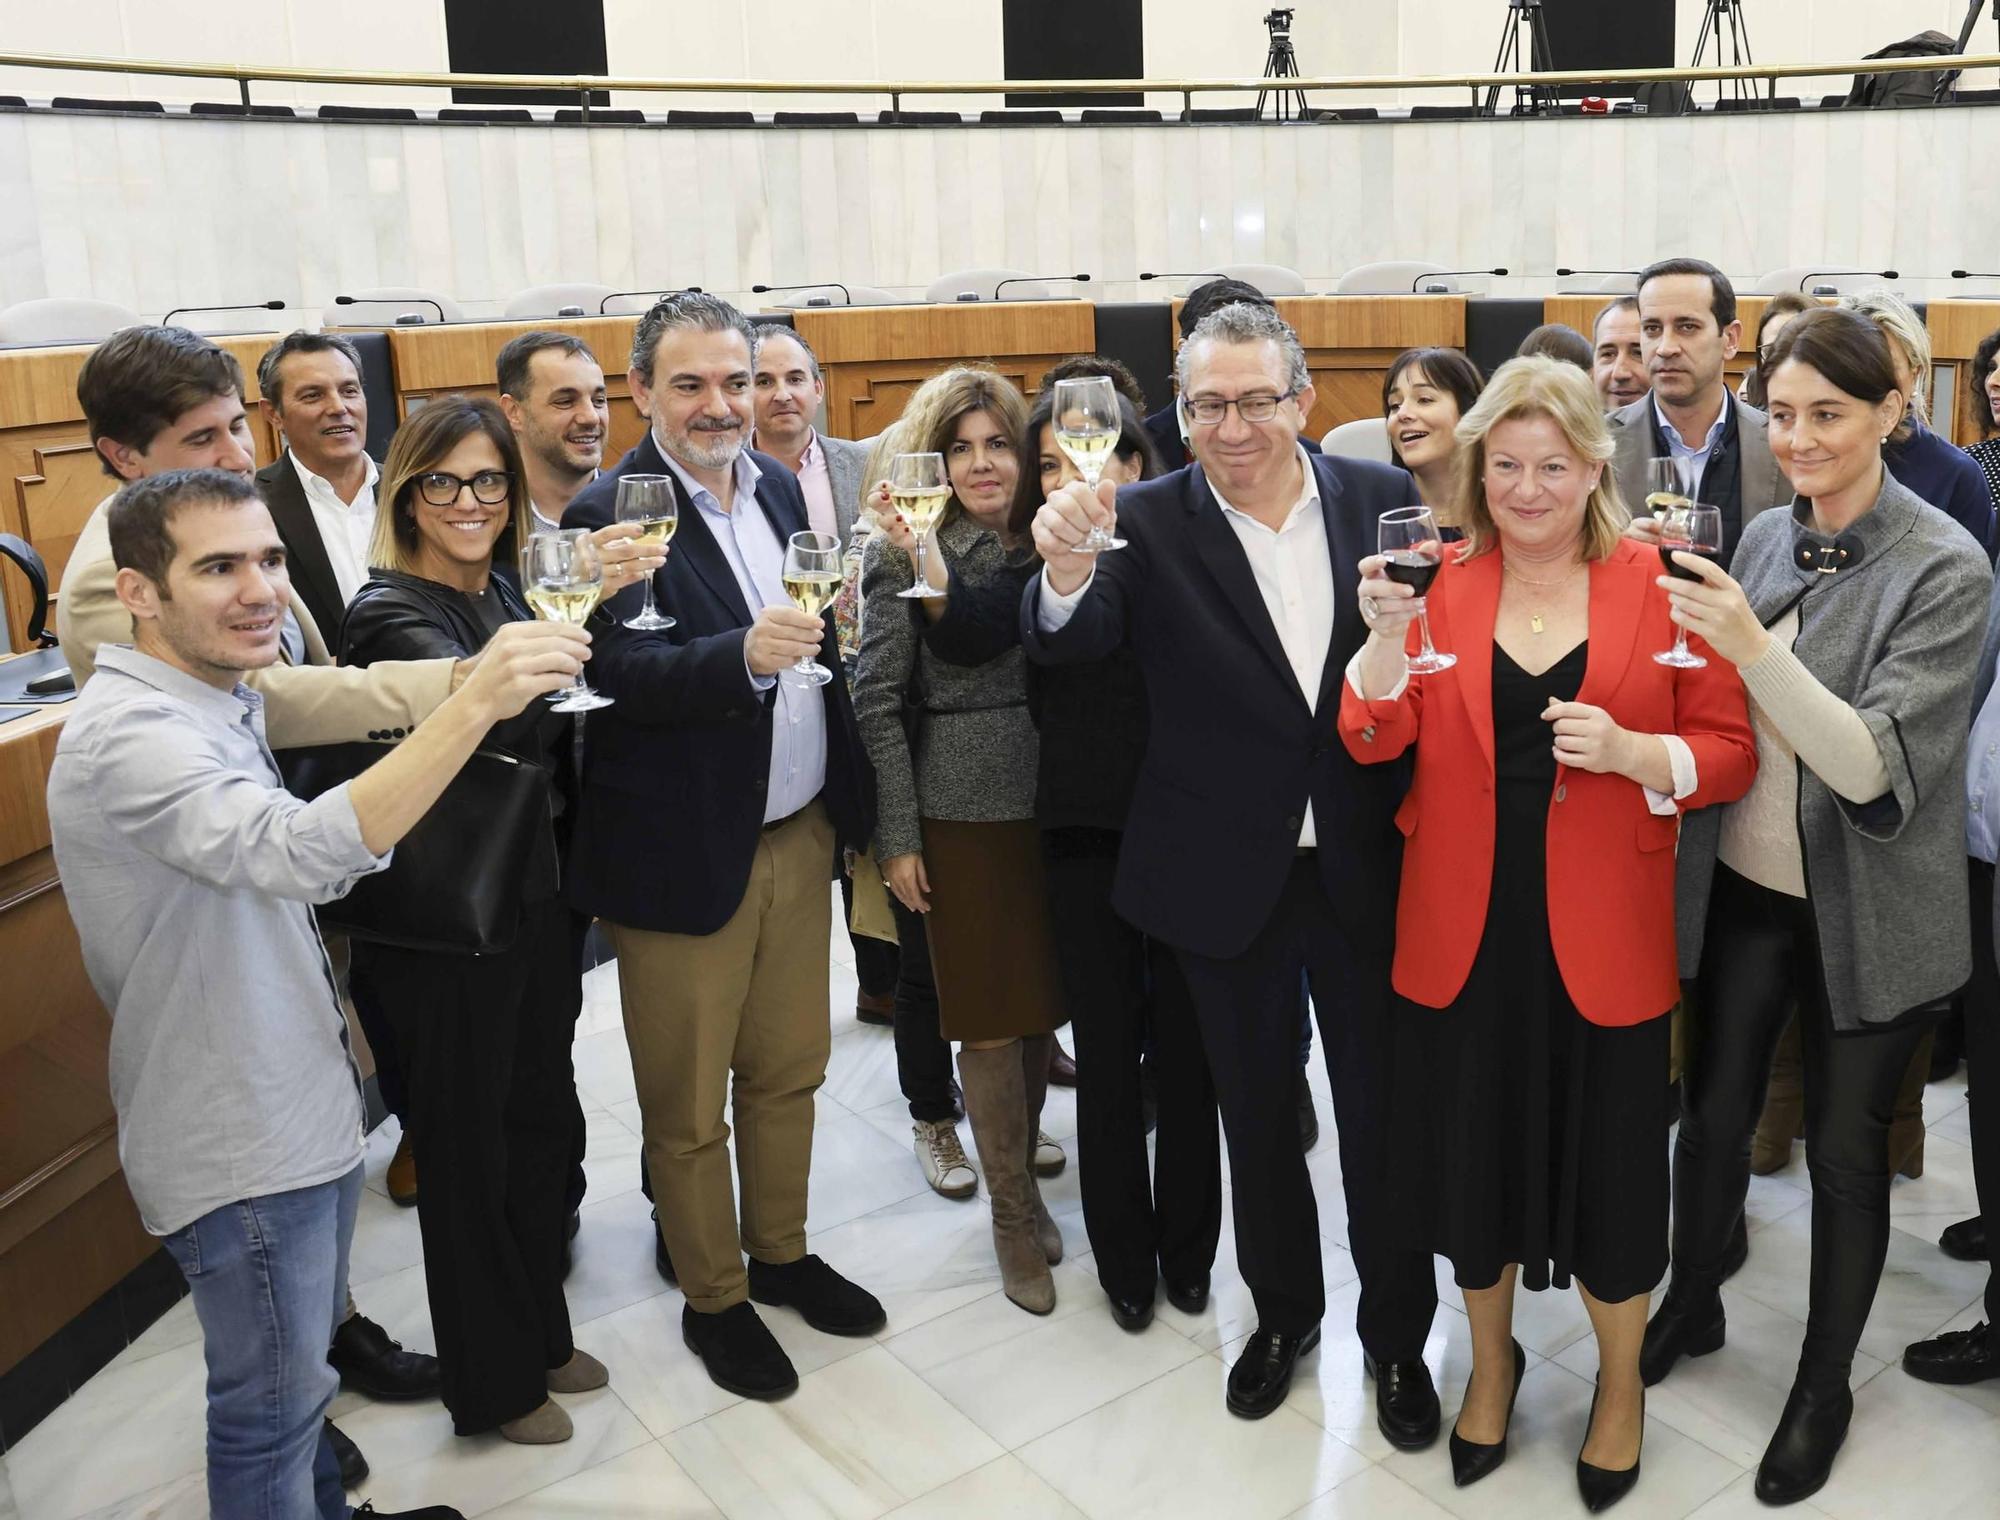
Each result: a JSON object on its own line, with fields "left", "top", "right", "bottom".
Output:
{"left": 1639, "top": 1280, "right": 1724, "bottom": 1386}
{"left": 1754, "top": 1377, "right": 1853, "bottom": 1506}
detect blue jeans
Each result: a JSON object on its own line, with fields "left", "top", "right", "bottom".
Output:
{"left": 161, "top": 1164, "right": 363, "bottom": 1520}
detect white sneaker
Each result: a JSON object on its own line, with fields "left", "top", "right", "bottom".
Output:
{"left": 914, "top": 1119, "right": 978, "bottom": 1198}
{"left": 1034, "top": 1130, "right": 1067, "bottom": 1178}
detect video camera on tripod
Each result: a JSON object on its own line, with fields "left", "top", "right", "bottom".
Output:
{"left": 1264, "top": 8, "right": 1296, "bottom": 33}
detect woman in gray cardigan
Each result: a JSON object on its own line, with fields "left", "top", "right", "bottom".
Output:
{"left": 852, "top": 366, "right": 1070, "bottom": 1316}
{"left": 1644, "top": 308, "right": 1990, "bottom": 1506}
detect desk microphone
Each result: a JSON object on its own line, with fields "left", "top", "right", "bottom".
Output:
{"left": 752, "top": 281, "right": 852, "bottom": 305}
{"left": 1554, "top": 268, "right": 1634, "bottom": 279}
{"left": 1412, "top": 267, "right": 1508, "bottom": 293}
{"left": 1951, "top": 270, "right": 2000, "bottom": 280}
{"left": 1797, "top": 269, "right": 1898, "bottom": 293}
{"left": 334, "top": 294, "right": 445, "bottom": 324}
{"left": 990, "top": 273, "right": 1090, "bottom": 299}
{"left": 597, "top": 287, "right": 703, "bottom": 314}
{"left": 161, "top": 299, "right": 287, "bottom": 328}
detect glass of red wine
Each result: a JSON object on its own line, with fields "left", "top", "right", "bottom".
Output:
{"left": 1378, "top": 505, "right": 1456, "bottom": 674}
{"left": 1655, "top": 503, "right": 1724, "bottom": 669}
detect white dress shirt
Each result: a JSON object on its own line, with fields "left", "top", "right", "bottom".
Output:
{"left": 530, "top": 468, "right": 599, "bottom": 535}
{"left": 1041, "top": 446, "right": 1330, "bottom": 846}
{"left": 289, "top": 452, "right": 379, "bottom": 604}
{"left": 657, "top": 444, "right": 829, "bottom": 823}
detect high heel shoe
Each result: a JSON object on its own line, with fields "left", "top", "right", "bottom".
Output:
{"left": 1448, "top": 1339, "right": 1526, "bottom": 1488}
{"left": 1576, "top": 1380, "right": 1644, "bottom": 1512}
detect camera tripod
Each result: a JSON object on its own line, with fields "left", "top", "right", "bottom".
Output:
{"left": 1257, "top": 10, "right": 1311, "bottom": 122}
{"left": 1942, "top": 0, "right": 2000, "bottom": 100}
{"left": 1482, "top": 0, "right": 1557, "bottom": 118}
{"left": 1691, "top": 0, "right": 1761, "bottom": 104}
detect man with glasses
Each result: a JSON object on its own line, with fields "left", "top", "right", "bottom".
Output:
{"left": 1610, "top": 258, "right": 1787, "bottom": 559}
{"left": 1023, "top": 301, "right": 1442, "bottom": 1436}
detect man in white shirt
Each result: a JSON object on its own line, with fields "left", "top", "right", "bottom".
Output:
{"left": 255, "top": 331, "right": 379, "bottom": 638}
{"left": 495, "top": 331, "right": 608, "bottom": 533}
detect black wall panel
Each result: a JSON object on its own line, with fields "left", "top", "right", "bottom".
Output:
{"left": 444, "top": 0, "right": 609, "bottom": 106}
{"left": 1536, "top": 0, "right": 1675, "bottom": 96}
{"left": 1004, "top": 0, "right": 1144, "bottom": 107}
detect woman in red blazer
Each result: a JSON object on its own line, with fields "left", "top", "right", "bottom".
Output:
{"left": 1340, "top": 357, "right": 1756, "bottom": 1511}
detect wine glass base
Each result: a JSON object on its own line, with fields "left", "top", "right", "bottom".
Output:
{"left": 551, "top": 687, "right": 615, "bottom": 712}
{"left": 1407, "top": 651, "right": 1458, "bottom": 674}
{"left": 624, "top": 610, "right": 676, "bottom": 630}
{"left": 1080, "top": 534, "right": 1127, "bottom": 553}
{"left": 783, "top": 660, "right": 835, "bottom": 688}
{"left": 1653, "top": 649, "right": 1709, "bottom": 669}
{"left": 895, "top": 584, "right": 943, "bottom": 599}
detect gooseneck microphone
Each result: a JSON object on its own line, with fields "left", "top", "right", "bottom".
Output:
{"left": 1554, "top": 268, "right": 1636, "bottom": 279}
{"left": 988, "top": 273, "right": 1091, "bottom": 300}
{"left": 1952, "top": 270, "right": 2000, "bottom": 280}
{"left": 1797, "top": 269, "right": 1898, "bottom": 292}
{"left": 597, "top": 287, "right": 704, "bottom": 314}
{"left": 751, "top": 281, "right": 852, "bottom": 305}
{"left": 334, "top": 293, "right": 445, "bottom": 324}
{"left": 1412, "top": 267, "right": 1508, "bottom": 293}
{"left": 161, "top": 299, "right": 287, "bottom": 328}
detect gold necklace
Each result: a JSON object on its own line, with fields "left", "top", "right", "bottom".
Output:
{"left": 1502, "top": 559, "right": 1585, "bottom": 634}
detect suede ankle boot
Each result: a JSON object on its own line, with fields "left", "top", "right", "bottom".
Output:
{"left": 958, "top": 1043, "right": 1057, "bottom": 1313}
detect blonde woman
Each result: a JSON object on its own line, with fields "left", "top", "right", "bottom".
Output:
{"left": 1346, "top": 357, "right": 1756, "bottom": 1508}
{"left": 851, "top": 367, "right": 1072, "bottom": 1313}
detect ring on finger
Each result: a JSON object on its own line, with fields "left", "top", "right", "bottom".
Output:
{"left": 1361, "top": 597, "right": 1378, "bottom": 622}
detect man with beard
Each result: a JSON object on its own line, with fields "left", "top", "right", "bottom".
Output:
{"left": 495, "top": 332, "right": 609, "bottom": 532}
{"left": 562, "top": 293, "right": 882, "bottom": 1400}
{"left": 1610, "top": 258, "right": 1788, "bottom": 559}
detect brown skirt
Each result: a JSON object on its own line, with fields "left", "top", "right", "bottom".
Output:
{"left": 920, "top": 816, "right": 1064, "bottom": 1042}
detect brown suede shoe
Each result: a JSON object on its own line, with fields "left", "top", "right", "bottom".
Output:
{"left": 546, "top": 1349, "right": 609, "bottom": 1394}
{"left": 499, "top": 1399, "right": 573, "bottom": 1444}
{"left": 386, "top": 1133, "right": 418, "bottom": 1208}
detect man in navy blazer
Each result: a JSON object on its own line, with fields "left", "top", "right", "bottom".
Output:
{"left": 1023, "top": 301, "right": 1441, "bottom": 1432}
{"left": 562, "top": 294, "right": 881, "bottom": 1402}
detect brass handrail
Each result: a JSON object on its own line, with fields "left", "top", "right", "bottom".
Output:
{"left": 0, "top": 47, "right": 1996, "bottom": 100}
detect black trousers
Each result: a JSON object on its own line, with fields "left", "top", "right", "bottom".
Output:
{"left": 1675, "top": 866, "right": 1936, "bottom": 1382}
{"left": 890, "top": 896, "right": 960, "bottom": 1123}
{"left": 839, "top": 867, "right": 901, "bottom": 1000}
{"left": 347, "top": 956, "right": 406, "bottom": 1122}
{"left": 359, "top": 899, "right": 586, "bottom": 1433}
{"left": 1042, "top": 830, "right": 1223, "bottom": 1299}
{"left": 1968, "top": 859, "right": 1999, "bottom": 1323}
{"left": 1175, "top": 856, "right": 1437, "bottom": 1354}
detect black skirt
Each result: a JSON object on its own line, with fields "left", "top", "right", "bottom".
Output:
{"left": 1390, "top": 639, "right": 1671, "bottom": 1302}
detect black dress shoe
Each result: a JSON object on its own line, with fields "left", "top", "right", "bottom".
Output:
{"left": 1448, "top": 1340, "right": 1524, "bottom": 1487}
{"left": 1940, "top": 1216, "right": 1987, "bottom": 1262}
{"left": 329, "top": 1314, "right": 441, "bottom": 1401}
{"left": 1576, "top": 1381, "right": 1643, "bottom": 1512}
{"left": 1755, "top": 1379, "right": 1852, "bottom": 1506}
{"left": 1226, "top": 1324, "right": 1321, "bottom": 1418}
{"left": 327, "top": 1419, "right": 367, "bottom": 1489}
{"left": 353, "top": 1505, "right": 466, "bottom": 1519}
{"left": 747, "top": 1254, "right": 887, "bottom": 1335}
{"left": 1297, "top": 1082, "right": 1320, "bottom": 1153}
{"left": 1720, "top": 1214, "right": 1749, "bottom": 1282}
{"left": 1903, "top": 1321, "right": 2000, "bottom": 1384}
{"left": 1364, "top": 1353, "right": 1443, "bottom": 1450}
{"left": 1107, "top": 1288, "right": 1156, "bottom": 1331}
{"left": 1165, "top": 1274, "right": 1210, "bottom": 1315}
{"left": 683, "top": 1302, "right": 799, "bottom": 1399}
{"left": 1639, "top": 1285, "right": 1724, "bottom": 1386}
{"left": 652, "top": 1208, "right": 677, "bottom": 1284}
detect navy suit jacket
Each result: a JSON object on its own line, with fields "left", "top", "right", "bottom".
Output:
{"left": 1019, "top": 451, "right": 1413, "bottom": 960}
{"left": 561, "top": 432, "right": 872, "bottom": 934}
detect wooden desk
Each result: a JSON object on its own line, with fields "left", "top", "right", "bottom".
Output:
{"left": 0, "top": 699, "right": 154, "bottom": 1378}
{"left": 1927, "top": 299, "right": 2000, "bottom": 448}
{"left": 793, "top": 301, "right": 1096, "bottom": 440}
{"left": 0, "top": 335, "right": 285, "bottom": 654}
{"left": 373, "top": 316, "right": 647, "bottom": 462}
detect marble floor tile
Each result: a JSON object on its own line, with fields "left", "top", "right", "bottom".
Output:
{"left": 661, "top": 1346, "right": 1002, "bottom": 1520}
{"left": 803, "top": 1186, "right": 1006, "bottom": 1335}
{"left": 102, "top": 1295, "right": 201, "bottom": 1374}
{"left": 881, "top": 1256, "right": 1101, "bottom": 1377}
{"left": 605, "top": 1096, "right": 645, "bottom": 1138}
{"left": 67, "top": 1472, "right": 207, "bottom": 1520}
{"left": 1284, "top": 1463, "right": 1457, "bottom": 1519}
{"left": 4, "top": 1339, "right": 207, "bottom": 1520}
{"left": 576, "top": 961, "right": 628, "bottom": 1041}
{"left": 881, "top": 1455, "right": 1086, "bottom": 1519}
{"left": 572, "top": 1025, "right": 641, "bottom": 1110}
{"left": 805, "top": 1111, "right": 938, "bottom": 1234}
{"left": 478, "top": 1440, "right": 722, "bottom": 1519}
{"left": 0, "top": 1464, "right": 16, "bottom": 1520}
{"left": 345, "top": 1175, "right": 430, "bottom": 1289}
{"left": 1886, "top": 1132, "right": 1982, "bottom": 1221}
{"left": 820, "top": 1025, "right": 908, "bottom": 1117}
{"left": 1681, "top": 1471, "right": 1832, "bottom": 1518}
{"left": 1017, "top": 1357, "right": 1369, "bottom": 1520}
{"left": 360, "top": 1112, "right": 407, "bottom": 1201}
{"left": 1809, "top": 1358, "right": 2000, "bottom": 1520}
{"left": 560, "top": 1185, "right": 677, "bottom": 1330}
{"left": 579, "top": 1103, "right": 646, "bottom": 1206}
{"left": 1380, "top": 1360, "right": 1744, "bottom": 1520}
{"left": 1179, "top": 1227, "right": 1359, "bottom": 1357}
{"left": 565, "top": 1291, "right": 739, "bottom": 1438}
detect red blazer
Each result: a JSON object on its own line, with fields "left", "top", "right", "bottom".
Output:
{"left": 1338, "top": 539, "right": 1756, "bottom": 1026}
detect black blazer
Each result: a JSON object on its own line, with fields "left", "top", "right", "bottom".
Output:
{"left": 560, "top": 432, "right": 873, "bottom": 935}
{"left": 1019, "top": 452, "right": 1412, "bottom": 960}
{"left": 257, "top": 452, "right": 356, "bottom": 645}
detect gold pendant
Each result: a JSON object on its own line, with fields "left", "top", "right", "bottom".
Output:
{"left": 1530, "top": 612, "right": 1545, "bottom": 635}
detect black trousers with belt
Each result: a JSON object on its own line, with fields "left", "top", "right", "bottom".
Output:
{"left": 1674, "top": 865, "right": 1937, "bottom": 1382}
{"left": 358, "top": 898, "right": 587, "bottom": 1433}
{"left": 1967, "top": 859, "right": 1999, "bottom": 1324}
{"left": 1174, "top": 855, "right": 1438, "bottom": 1354}
{"left": 889, "top": 896, "right": 960, "bottom": 1124}
{"left": 1042, "top": 828, "right": 1223, "bottom": 1301}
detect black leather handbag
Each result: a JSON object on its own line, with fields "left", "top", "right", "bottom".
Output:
{"left": 281, "top": 742, "right": 554, "bottom": 956}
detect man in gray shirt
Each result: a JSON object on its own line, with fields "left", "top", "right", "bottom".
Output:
{"left": 48, "top": 468, "right": 589, "bottom": 1520}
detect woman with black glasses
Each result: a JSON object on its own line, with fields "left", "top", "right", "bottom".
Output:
{"left": 340, "top": 396, "right": 657, "bottom": 1445}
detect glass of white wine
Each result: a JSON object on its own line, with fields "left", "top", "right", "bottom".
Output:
{"left": 890, "top": 452, "right": 952, "bottom": 600}
{"left": 522, "top": 529, "right": 613, "bottom": 712}
{"left": 614, "top": 473, "right": 677, "bottom": 630}
{"left": 781, "top": 530, "right": 841, "bottom": 687}
{"left": 1052, "top": 374, "right": 1126, "bottom": 553}
{"left": 1645, "top": 457, "right": 1690, "bottom": 519}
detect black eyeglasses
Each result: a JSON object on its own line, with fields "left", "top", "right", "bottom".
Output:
{"left": 415, "top": 470, "right": 513, "bottom": 506}
{"left": 1184, "top": 390, "right": 1297, "bottom": 425}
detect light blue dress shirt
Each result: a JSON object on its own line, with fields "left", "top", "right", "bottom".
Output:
{"left": 657, "top": 442, "right": 829, "bottom": 823}
{"left": 1654, "top": 394, "right": 1730, "bottom": 499}
{"left": 1967, "top": 680, "right": 2000, "bottom": 864}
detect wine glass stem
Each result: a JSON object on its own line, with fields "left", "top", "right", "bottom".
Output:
{"left": 640, "top": 576, "right": 657, "bottom": 619}
{"left": 1673, "top": 625, "right": 1692, "bottom": 659}
{"left": 1416, "top": 606, "right": 1440, "bottom": 661}
{"left": 914, "top": 539, "right": 929, "bottom": 592}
